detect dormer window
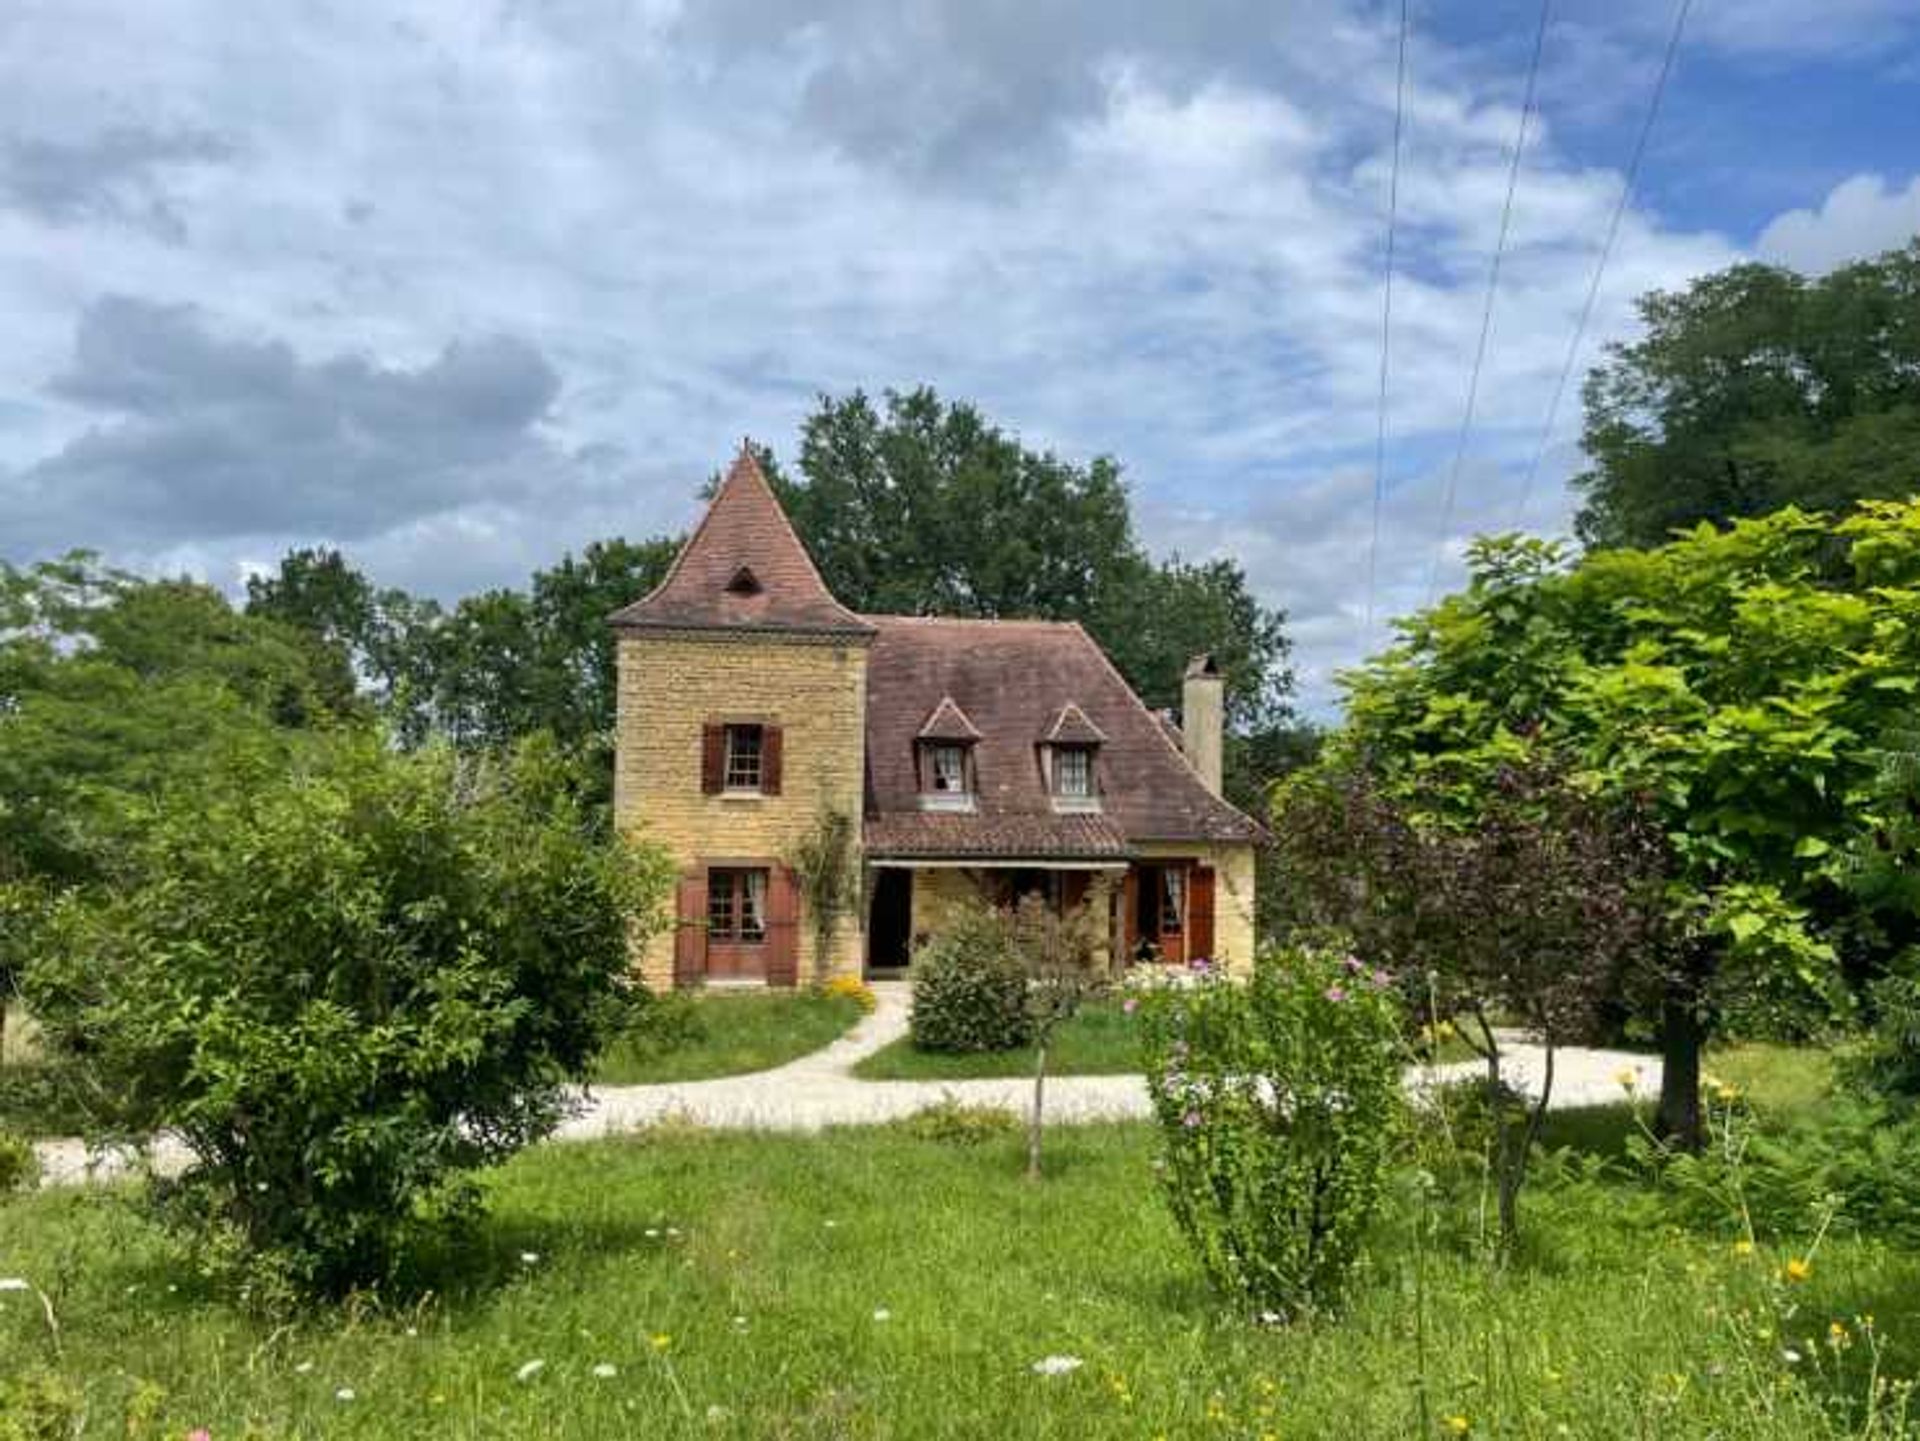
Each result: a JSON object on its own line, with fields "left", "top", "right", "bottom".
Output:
{"left": 725, "top": 565, "right": 763, "bottom": 596}
{"left": 916, "top": 696, "right": 981, "bottom": 811}
{"left": 929, "top": 743, "right": 969, "bottom": 794}
{"left": 1041, "top": 703, "right": 1105, "bottom": 812}
{"left": 919, "top": 740, "right": 976, "bottom": 811}
{"left": 1052, "top": 744, "right": 1094, "bottom": 799}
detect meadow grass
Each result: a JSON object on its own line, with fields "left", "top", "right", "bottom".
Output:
{"left": 593, "top": 990, "right": 864, "bottom": 1085}
{"left": 852, "top": 998, "right": 1141, "bottom": 1079}
{"left": 4, "top": 1114, "right": 1915, "bottom": 1439}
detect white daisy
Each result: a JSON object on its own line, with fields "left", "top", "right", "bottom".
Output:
{"left": 335, "top": 1387, "right": 356, "bottom": 1403}
{"left": 0, "top": 1279, "right": 29, "bottom": 1292}
{"left": 1031, "top": 1355, "right": 1084, "bottom": 1377}
{"left": 591, "top": 1362, "right": 618, "bottom": 1380}
{"left": 516, "top": 1359, "right": 545, "bottom": 1383}
{"left": 872, "top": 1307, "right": 891, "bottom": 1322}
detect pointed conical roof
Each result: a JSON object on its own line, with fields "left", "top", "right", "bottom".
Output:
{"left": 609, "top": 448, "right": 875, "bottom": 636}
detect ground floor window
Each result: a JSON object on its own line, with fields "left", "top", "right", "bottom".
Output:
{"left": 1160, "top": 866, "right": 1185, "bottom": 934}
{"left": 708, "top": 867, "right": 768, "bottom": 942}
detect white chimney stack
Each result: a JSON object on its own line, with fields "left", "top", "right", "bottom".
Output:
{"left": 1182, "top": 653, "right": 1224, "bottom": 796}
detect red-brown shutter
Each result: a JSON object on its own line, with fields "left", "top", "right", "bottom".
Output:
{"left": 1121, "top": 868, "right": 1140, "bottom": 960}
{"left": 673, "top": 871, "right": 709, "bottom": 986}
{"left": 701, "top": 724, "right": 725, "bottom": 794}
{"left": 765, "top": 864, "right": 800, "bottom": 986}
{"left": 1187, "top": 866, "right": 1216, "bottom": 963}
{"left": 761, "top": 725, "right": 784, "bottom": 795}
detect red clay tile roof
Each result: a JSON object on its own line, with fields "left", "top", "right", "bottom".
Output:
{"left": 861, "top": 616, "right": 1263, "bottom": 858}
{"left": 917, "top": 695, "right": 983, "bottom": 742}
{"left": 1042, "top": 701, "right": 1107, "bottom": 745}
{"left": 864, "top": 812, "right": 1130, "bottom": 859}
{"left": 608, "top": 450, "right": 875, "bottom": 636}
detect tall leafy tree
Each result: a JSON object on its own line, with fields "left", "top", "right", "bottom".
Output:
{"left": 1336, "top": 502, "right": 1920, "bottom": 1143}
{"left": 245, "top": 547, "right": 441, "bottom": 732}
{"left": 1, "top": 556, "right": 363, "bottom": 1027}
{"left": 775, "top": 387, "right": 1295, "bottom": 733}
{"left": 1574, "top": 240, "right": 1920, "bottom": 549}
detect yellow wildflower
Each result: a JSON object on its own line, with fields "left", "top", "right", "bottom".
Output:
{"left": 1731, "top": 1239, "right": 1755, "bottom": 1257}
{"left": 1784, "top": 1258, "right": 1812, "bottom": 1283}
{"left": 1445, "top": 1416, "right": 1472, "bottom": 1436}
{"left": 650, "top": 1332, "right": 673, "bottom": 1351}
{"left": 1615, "top": 1068, "right": 1638, "bottom": 1091}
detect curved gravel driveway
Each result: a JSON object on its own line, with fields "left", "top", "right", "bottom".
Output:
{"left": 31, "top": 982, "right": 1661, "bottom": 1187}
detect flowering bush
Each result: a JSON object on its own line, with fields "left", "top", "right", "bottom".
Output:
{"left": 1139, "top": 946, "right": 1404, "bottom": 1318}
{"left": 819, "top": 975, "right": 878, "bottom": 1013}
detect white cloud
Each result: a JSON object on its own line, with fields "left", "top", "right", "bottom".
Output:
{"left": 0, "top": 0, "right": 1747, "bottom": 713}
{"left": 1755, "top": 173, "right": 1920, "bottom": 273}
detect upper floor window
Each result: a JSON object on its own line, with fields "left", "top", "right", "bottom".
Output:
{"left": 920, "top": 740, "right": 975, "bottom": 810}
{"left": 724, "top": 724, "right": 763, "bottom": 790}
{"left": 701, "top": 721, "right": 783, "bottom": 796}
{"left": 1052, "top": 745, "right": 1094, "bottom": 799}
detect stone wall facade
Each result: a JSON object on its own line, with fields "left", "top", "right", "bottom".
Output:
{"left": 614, "top": 629, "right": 870, "bottom": 988}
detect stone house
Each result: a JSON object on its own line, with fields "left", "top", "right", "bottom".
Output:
{"left": 610, "top": 449, "right": 1264, "bottom": 988}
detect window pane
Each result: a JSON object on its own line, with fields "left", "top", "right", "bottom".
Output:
{"left": 708, "top": 871, "right": 737, "bottom": 939}
{"left": 1160, "top": 867, "right": 1185, "bottom": 932}
{"left": 1055, "top": 747, "right": 1092, "bottom": 796}
{"left": 724, "top": 725, "right": 763, "bottom": 789}
{"left": 742, "top": 870, "right": 767, "bottom": 941}
{"left": 932, "top": 744, "right": 967, "bottom": 792}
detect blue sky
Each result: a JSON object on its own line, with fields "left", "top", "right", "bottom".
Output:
{"left": 2, "top": 1, "right": 1917, "bottom": 713}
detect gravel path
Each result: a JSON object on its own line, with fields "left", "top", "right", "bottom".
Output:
{"left": 31, "top": 983, "right": 1661, "bottom": 1187}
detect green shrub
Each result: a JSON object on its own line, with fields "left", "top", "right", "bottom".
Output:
{"left": 22, "top": 731, "right": 674, "bottom": 1299}
{"left": 1139, "top": 947, "right": 1405, "bottom": 1319}
{"left": 1837, "top": 952, "right": 1920, "bottom": 1110}
{"left": 896, "top": 1095, "right": 1020, "bottom": 1145}
{"left": 908, "top": 907, "right": 1032, "bottom": 1053}
{"left": 1632, "top": 1093, "right": 1920, "bottom": 1245}
{"left": 0, "top": 1126, "right": 37, "bottom": 1193}
{"left": 0, "top": 1369, "right": 83, "bottom": 1441}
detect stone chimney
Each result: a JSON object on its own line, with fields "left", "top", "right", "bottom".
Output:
{"left": 1181, "top": 653, "right": 1224, "bottom": 796}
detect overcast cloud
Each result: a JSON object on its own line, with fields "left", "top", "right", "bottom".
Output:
{"left": 1, "top": 1, "right": 1916, "bottom": 712}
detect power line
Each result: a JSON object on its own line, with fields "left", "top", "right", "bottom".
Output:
{"left": 1511, "top": 0, "right": 1694, "bottom": 530}
{"left": 1424, "top": 0, "right": 1553, "bottom": 605}
{"left": 1362, "top": 0, "right": 1411, "bottom": 643}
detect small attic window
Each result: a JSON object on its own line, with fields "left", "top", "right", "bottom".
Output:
{"left": 725, "top": 566, "right": 763, "bottom": 596}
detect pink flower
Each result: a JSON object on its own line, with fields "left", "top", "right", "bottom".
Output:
{"left": 1122, "top": 997, "right": 1139, "bottom": 1015}
{"left": 1189, "top": 957, "right": 1211, "bottom": 973}
{"left": 1324, "top": 985, "right": 1348, "bottom": 1003}
{"left": 1182, "top": 1110, "right": 1203, "bottom": 1128}
{"left": 189, "top": 1432, "right": 213, "bottom": 1441}
{"left": 1370, "top": 968, "right": 1393, "bottom": 988}
{"left": 1342, "top": 955, "right": 1365, "bottom": 973}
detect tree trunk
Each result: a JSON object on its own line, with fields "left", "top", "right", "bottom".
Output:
{"left": 1026, "top": 1040, "right": 1049, "bottom": 1182}
{"left": 1657, "top": 993, "right": 1705, "bottom": 1152}
{"left": 1499, "top": 1043, "right": 1554, "bottom": 1251}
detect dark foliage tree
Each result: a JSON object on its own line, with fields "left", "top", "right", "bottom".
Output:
{"left": 1574, "top": 240, "right": 1920, "bottom": 549}
{"left": 1273, "top": 758, "right": 1669, "bottom": 1240}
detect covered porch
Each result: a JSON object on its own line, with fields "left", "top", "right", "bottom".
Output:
{"left": 863, "top": 857, "right": 1218, "bottom": 976}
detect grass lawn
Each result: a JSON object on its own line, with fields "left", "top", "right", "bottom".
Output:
{"left": 853, "top": 998, "right": 1141, "bottom": 1079}
{"left": 5, "top": 1112, "right": 1916, "bottom": 1439}
{"left": 591, "top": 990, "right": 865, "bottom": 1086}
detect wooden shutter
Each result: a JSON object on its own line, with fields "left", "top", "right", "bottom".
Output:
{"left": 765, "top": 864, "right": 800, "bottom": 986}
{"left": 1187, "top": 866, "right": 1216, "bottom": 962}
{"left": 701, "top": 724, "right": 725, "bottom": 794}
{"left": 1120, "top": 868, "right": 1140, "bottom": 960}
{"left": 673, "top": 871, "right": 709, "bottom": 986}
{"left": 761, "top": 725, "right": 784, "bottom": 795}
